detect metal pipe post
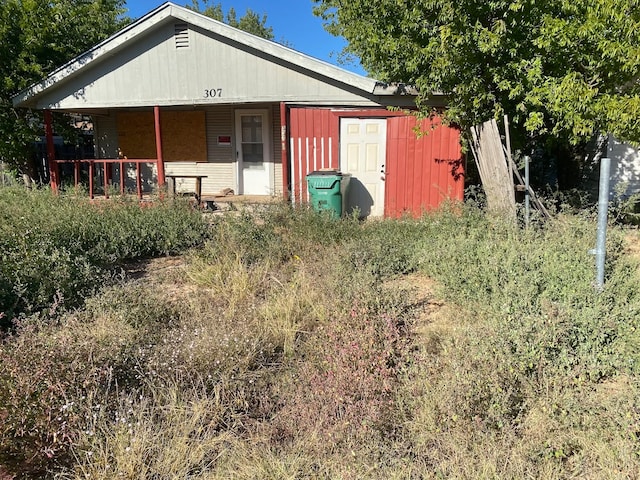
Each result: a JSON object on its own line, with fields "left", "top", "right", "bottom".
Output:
{"left": 524, "top": 155, "right": 530, "bottom": 228}
{"left": 594, "top": 157, "right": 611, "bottom": 290}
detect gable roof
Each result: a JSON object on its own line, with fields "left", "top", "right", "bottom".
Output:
{"left": 13, "top": 2, "right": 393, "bottom": 109}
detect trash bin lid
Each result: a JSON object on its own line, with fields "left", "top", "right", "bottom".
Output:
{"left": 307, "top": 170, "right": 344, "bottom": 176}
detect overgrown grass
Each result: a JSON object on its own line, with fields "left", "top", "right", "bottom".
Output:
{"left": 0, "top": 186, "right": 209, "bottom": 321}
{"left": 403, "top": 211, "right": 640, "bottom": 478}
{"left": 1, "top": 199, "right": 639, "bottom": 478}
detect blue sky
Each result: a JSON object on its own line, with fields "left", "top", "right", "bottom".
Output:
{"left": 124, "top": 1, "right": 366, "bottom": 75}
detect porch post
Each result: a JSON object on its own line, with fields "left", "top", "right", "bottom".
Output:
{"left": 44, "top": 109, "right": 59, "bottom": 193}
{"left": 280, "top": 102, "right": 289, "bottom": 201}
{"left": 154, "top": 106, "right": 166, "bottom": 187}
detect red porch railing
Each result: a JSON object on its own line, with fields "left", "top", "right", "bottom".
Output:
{"left": 44, "top": 107, "right": 166, "bottom": 199}
{"left": 51, "top": 158, "right": 158, "bottom": 199}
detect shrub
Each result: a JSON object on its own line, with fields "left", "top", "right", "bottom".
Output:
{"left": 0, "top": 186, "right": 209, "bottom": 321}
{"left": 272, "top": 303, "right": 408, "bottom": 452}
{"left": 340, "top": 219, "right": 422, "bottom": 280}
{"left": 0, "top": 285, "right": 183, "bottom": 477}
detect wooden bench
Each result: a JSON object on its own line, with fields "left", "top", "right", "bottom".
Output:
{"left": 166, "top": 174, "right": 207, "bottom": 207}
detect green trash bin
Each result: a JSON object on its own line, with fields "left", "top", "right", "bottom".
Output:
{"left": 306, "top": 170, "right": 351, "bottom": 217}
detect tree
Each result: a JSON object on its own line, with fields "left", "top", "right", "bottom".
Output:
{"left": 313, "top": 0, "right": 640, "bottom": 150}
{"left": 188, "top": 1, "right": 274, "bottom": 40}
{"left": 0, "top": 0, "right": 127, "bottom": 177}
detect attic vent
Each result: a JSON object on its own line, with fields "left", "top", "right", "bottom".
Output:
{"left": 174, "top": 23, "right": 189, "bottom": 49}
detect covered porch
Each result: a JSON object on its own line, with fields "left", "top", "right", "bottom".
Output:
{"left": 42, "top": 101, "right": 288, "bottom": 203}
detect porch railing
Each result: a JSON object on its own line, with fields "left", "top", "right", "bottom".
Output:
{"left": 52, "top": 158, "right": 158, "bottom": 199}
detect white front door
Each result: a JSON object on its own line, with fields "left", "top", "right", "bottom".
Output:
{"left": 340, "top": 118, "right": 387, "bottom": 217}
{"left": 235, "top": 109, "right": 272, "bottom": 195}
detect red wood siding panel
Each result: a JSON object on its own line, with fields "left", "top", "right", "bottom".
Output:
{"left": 288, "top": 108, "right": 463, "bottom": 216}
{"left": 385, "top": 116, "right": 464, "bottom": 218}
{"left": 289, "top": 107, "right": 339, "bottom": 203}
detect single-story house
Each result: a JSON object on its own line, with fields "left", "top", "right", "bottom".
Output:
{"left": 12, "top": 2, "right": 464, "bottom": 218}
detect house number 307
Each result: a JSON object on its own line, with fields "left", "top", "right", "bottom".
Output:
{"left": 204, "top": 88, "right": 222, "bottom": 98}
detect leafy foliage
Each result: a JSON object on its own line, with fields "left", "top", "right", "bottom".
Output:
{"left": 188, "top": 0, "right": 274, "bottom": 40}
{"left": 0, "top": 0, "right": 128, "bottom": 174}
{"left": 313, "top": 0, "right": 640, "bottom": 146}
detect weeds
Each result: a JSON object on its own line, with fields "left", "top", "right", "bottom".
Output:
{"left": 402, "top": 209, "right": 640, "bottom": 478}
{"left": 59, "top": 383, "right": 233, "bottom": 480}
{"left": 0, "top": 186, "right": 208, "bottom": 322}
{"left": 273, "top": 304, "right": 407, "bottom": 450}
{"left": 1, "top": 198, "right": 639, "bottom": 478}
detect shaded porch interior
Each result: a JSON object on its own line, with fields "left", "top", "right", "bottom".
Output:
{"left": 43, "top": 103, "right": 285, "bottom": 201}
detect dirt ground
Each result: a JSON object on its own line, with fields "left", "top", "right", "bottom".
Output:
{"left": 120, "top": 255, "right": 197, "bottom": 303}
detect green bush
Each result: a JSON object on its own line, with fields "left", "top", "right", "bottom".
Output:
{"left": 0, "top": 187, "right": 209, "bottom": 321}
{"left": 412, "top": 211, "right": 640, "bottom": 381}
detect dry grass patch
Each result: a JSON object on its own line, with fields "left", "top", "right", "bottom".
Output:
{"left": 390, "top": 273, "right": 461, "bottom": 357}
{"left": 60, "top": 383, "right": 234, "bottom": 480}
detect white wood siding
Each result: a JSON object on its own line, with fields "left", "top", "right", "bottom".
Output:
{"left": 272, "top": 107, "right": 282, "bottom": 195}
{"left": 31, "top": 21, "right": 383, "bottom": 110}
{"left": 165, "top": 104, "right": 282, "bottom": 196}
{"left": 204, "top": 105, "right": 234, "bottom": 194}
